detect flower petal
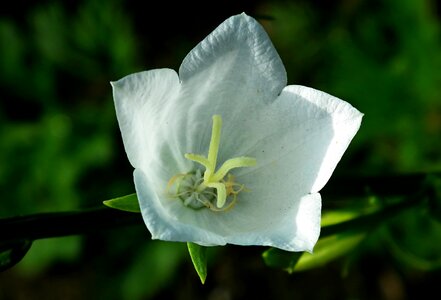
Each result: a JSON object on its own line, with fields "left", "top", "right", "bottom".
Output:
{"left": 134, "top": 168, "right": 226, "bottom": 246}
{"left": 136, "top": 164, "right": 321, "bottom": 251}
{"left": 219, "top": 84, "right": 362, "bottom": 198}
{"left": 180, "top": 13, "right": 286, "bottom": 101}
{"left": 111, "top": 69, "right": 188, "bottom": 172}
{"left": 284, "top": 85, "right": 363, "bottom": 193}
{"left": 174, "top": 85, "right": 359, "bottom": 251}
{"left": 173, "top": 13, "right": 287, "bottom": 161}
{"left": 226, "top": 192, "right": 322, "bottom": 252}
{"left": 230, "top": 86, "right": 360, "bottom": 249}
{"left": 208, "top": 192, "right": 322, "bottom": 252}
{"left": 112, "top": 13, "right": 362, "bottom": 252}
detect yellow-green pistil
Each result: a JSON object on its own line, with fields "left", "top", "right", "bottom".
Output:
{"left": 168, "top": 115, "right": 256, "bottom": 211}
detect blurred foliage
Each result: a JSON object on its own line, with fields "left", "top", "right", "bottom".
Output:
{"left": 265, "top": 0, "right": 441, "bottom": 174}
{"left": 294, "top": 232, "right": 366, "bottom": 272}
{"left": 0, "top": 0, "right": 441, "bottom": 299}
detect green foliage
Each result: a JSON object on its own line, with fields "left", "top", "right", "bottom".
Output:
{"left": 0, "top": 0, "right": 140, "bottom": 274}
{"left": 263, "top": 232, "right": 365, "bottom": 273}
{"left": 187, "top": 242, "right": 208, "bottom": 284}
{"left": 103, "top": 194, "right": 140, "bottom": 213}
{"left": 263, "top": 0, "right": 441, "bottom": 280}
{"left": 17, "top": 237, "right": 81, "bottom": 273}
{"left": 121, "top": 241, "right": 186, "bottom": 299}
{"left": 1, "top": 0, "right": 441, "bottom": 297}
{"left": 294, "top": 233, "right": 366, "bottom": 272}
{"left": 0, "top": 241, "right": 32, "bottom": 272}
{"left": 268, "top": 0, "right": 441, "bottom": 173}
{"left": 383, "top": 207, "right": 441, "bottom": 271}
{"left": 262, "top": 248, "right": 303, "bottom": 274}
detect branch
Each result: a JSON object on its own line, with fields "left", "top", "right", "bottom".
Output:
{"left": 0, "top": 207, "right": 143, "bottom": 245}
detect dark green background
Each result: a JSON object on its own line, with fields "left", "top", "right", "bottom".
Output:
{"left": 1, "top": 0, "right": 441, "bottom": 299}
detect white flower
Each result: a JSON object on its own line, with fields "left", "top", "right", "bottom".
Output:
{"left": 111, "top": 13, "right": 362, "bottom": 252}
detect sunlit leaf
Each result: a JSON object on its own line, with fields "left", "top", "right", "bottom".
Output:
{"left": 384, "top": 208, "right": 441, "bottom": 271}
{"left": 321, "top": 210, "right": 360, "bottom": 227}
{"left": 103, "top": 193, "right": 140, "bottom": 213}
{"left": 187, "top": 242, "right": 207, "bottom": 284}
{"left": 263, "top": 231, "right": 365, "bottom": 273}
{"left": 294, "top": 232, "right": 365, "bottom": 272}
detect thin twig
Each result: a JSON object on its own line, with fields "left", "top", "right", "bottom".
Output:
{"left": 0, "top": 207, "right": 143, "bottom": 245}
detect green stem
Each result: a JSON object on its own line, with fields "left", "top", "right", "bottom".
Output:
{"left": 0, "top": 207, "right": 143, "bottom": 245}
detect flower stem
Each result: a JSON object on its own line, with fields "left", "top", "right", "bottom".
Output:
{"left": 0, "top": 172, "right": 437, "bottom": 246}
{"left": 0, "top": 207, "right": 143, "bottom": 246}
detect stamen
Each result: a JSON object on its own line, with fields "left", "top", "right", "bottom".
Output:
{"left": 184, "top": 154, "right": 210, "bottom": 170}
{"left": 171, "top": 114, "right": 256, "bottom": 211}
{"left": 206, "top": 115, "right": 222, "bottom": 178}
{"left": 166, "top": 173, "right": 186, "bottom": 194}
{"left": 205, "top": 181, "right": 227, "bottom": 208}
{"left": 212, "top": 156, "right": 256, "bottom": 182}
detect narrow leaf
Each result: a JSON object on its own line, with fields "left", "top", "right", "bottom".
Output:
{"left": 0, "top": 240, "right": 33, "bottom": 271}
{"left": 187, "top": 242, "right": 207, "bottom": 284}
{"left": 103, "top": 193, "right": 140, "bottom": 213}
{"left": 294, "top": 232, "right": 365, "bottom": 272}
{"left": 263, "top": 232, "right": 366, "bottom": 273}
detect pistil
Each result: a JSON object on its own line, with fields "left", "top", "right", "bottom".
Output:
{"left": 184, "top": 115, "right": 256, "bottom": 208}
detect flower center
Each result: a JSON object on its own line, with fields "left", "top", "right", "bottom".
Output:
{"left": 167, "top": 115, "right": 256, "bottom": 212}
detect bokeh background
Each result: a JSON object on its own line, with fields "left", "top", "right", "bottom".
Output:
{"left": 1, "top": 0, "right": 441, "bottom": 299}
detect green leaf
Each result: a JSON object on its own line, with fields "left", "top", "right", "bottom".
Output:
{"left": 263, "top": 232, "right": 365, "bottom": 273}
{"left": 187, "top": 242, "right": 207, "bottom": 284}
{"left": 384, "top": 208, "right": 441, "bottom": 271}
{"left": 0, "top": 240, "right": 33, "bottom": 271}
{"left": 103, "top": 193, "right": 140, "bottom": 213}
{"left": 122, "top": 242, "right": 187, "bottom": 299}
{"left": 321, "top": 210, "right": 360, "bottom": 227}
{"left": 262, "top": 248, "right": 303, "bottom": 274}
{"left": 294, "top": 232, "right": 365, "bottom": 272}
